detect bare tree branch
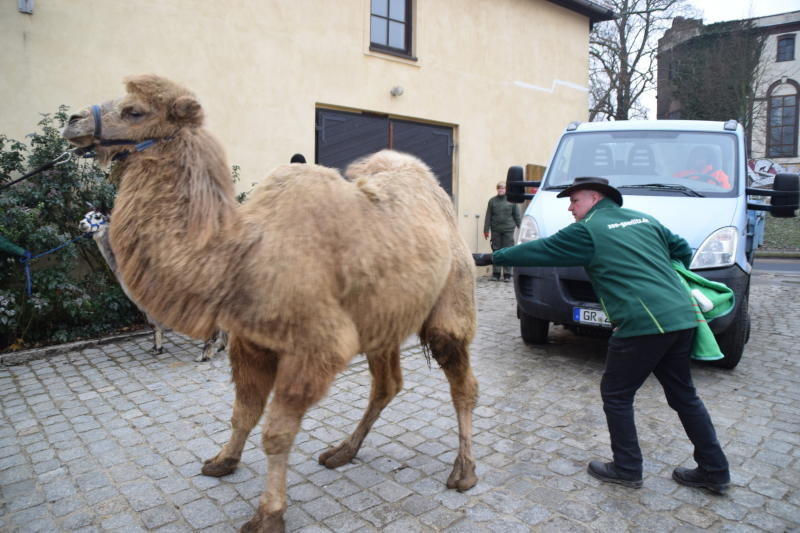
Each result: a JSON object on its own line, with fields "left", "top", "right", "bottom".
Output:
{"left": 589, "top": 0, "right": 695, "bottom": 121}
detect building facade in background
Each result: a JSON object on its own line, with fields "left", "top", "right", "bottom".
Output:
{"left": 657, "top": 11, "right": 800, "bottom": 179}
{"left": 0, "top": 0, "right": 613, "bottom": 252}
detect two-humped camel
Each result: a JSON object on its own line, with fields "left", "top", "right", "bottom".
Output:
{"left": 62, "top": 75, "right": 478, "bottom": 532}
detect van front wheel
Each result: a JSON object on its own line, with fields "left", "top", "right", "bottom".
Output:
{"left": 711, "top": 296, "right": 749, "bottom": 369}
{"left": 520, "top": 310, "right": 549, "bottom": 344}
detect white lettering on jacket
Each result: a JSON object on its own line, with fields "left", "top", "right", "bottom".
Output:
{"left": 607, "top": 217, "right": 650, "bottom": 229}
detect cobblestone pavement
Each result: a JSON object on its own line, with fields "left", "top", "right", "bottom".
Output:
{"left": 1, "top": 270, "right": 799, "bottom": 532}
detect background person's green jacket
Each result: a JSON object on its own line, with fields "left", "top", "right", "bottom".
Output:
{"left": 493, "top": 198, "right": 697, "bottom": 338}
{"left": 484, "top": 195, "right": 521, "bottom": 234}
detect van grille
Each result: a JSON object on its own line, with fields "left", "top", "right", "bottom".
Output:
{"left": 563, "top": 280, "right": 597, "bottom": 303}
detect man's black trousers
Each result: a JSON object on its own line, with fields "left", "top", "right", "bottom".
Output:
{"left": 600, "top": 328, "right": 729, "bottom": 480}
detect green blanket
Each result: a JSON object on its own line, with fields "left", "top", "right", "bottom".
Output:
{"left": 672, "top": 262, "right": 735, "bottom": 361}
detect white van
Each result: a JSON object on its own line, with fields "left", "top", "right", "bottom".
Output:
{"left": 506, "top": 119, "right": 799, "bottom": 369}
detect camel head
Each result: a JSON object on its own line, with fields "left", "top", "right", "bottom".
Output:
{"left": 62, "top": 75, "right": 204, "bottom": 163}
{"left": 78, "top": 210, "right": 109, "bottom": 238}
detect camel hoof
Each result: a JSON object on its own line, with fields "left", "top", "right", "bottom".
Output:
{"left": 201, "top": 457, "right": 239, "bottom": 477}
{"left": 240, "top": 510, "right": 285, "bottom": 533}
{"left": 318, "top": 444, "right": 356, "bottom": 468}
{"left": 446, "top": 460, "right": 478, "bottom": 492}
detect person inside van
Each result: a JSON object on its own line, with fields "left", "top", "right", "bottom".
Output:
{"left": 674, "top": 146, "right": 732, "bottom": 190}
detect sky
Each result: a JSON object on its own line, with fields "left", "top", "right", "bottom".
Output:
{"left": 688, "top": 0, "right": 799, "bottom": 23}
{"left": 641, "top": 0, "right": 800, "bottom": 118}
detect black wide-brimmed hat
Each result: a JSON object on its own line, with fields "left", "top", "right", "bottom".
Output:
{"left": 556, "top": 177, "right": 623, "bottom": 206}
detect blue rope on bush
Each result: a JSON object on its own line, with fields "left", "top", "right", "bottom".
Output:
{"left": 19, "top": 233, "right": 91, "bottom": 296}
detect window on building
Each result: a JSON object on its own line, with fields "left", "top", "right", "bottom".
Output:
{"left": 777, "top": 34, "right": 795, "bottom": 62}
{"left": 767, "top": 89, "right": 798, "bottom": 158}
{"left": 370, "top": 0, "right": 413, "bottom": 57}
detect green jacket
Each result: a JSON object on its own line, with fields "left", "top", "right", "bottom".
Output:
{"left": 493, "top": 198, "right": 697, "bottom": 338}
{"left": 484, "top": 195, "right": 521, "bottom": 233}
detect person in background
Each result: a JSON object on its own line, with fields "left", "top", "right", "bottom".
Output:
{"left": 483, "top": 181, "right": 521, "bottom": 281}
{"left": 473, "top": 177, "right": 730, "bottom": 494}
{"left": 290, "top": 153, "right": 306, "bottom": 164}
{"left": 674, "top": 146, "right": 731, "bottom": 190}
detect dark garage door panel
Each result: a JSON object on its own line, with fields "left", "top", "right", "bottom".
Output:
{"left": 316, "top": 108, "right": 453, "bottom": 197}
{"left": 316, "top": 109, "right": 389, "bottom": 172}
{"left": 391, "top": 120, "right": 453, "bottom": 196}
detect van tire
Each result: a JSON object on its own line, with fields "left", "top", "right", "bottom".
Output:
{"left": 711, "top": 296, "right": 749, "bottom": 369}
{"left": 520, "top": 311, "right": 549, "bottom": 344}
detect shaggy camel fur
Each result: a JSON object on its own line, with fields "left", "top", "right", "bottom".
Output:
{"left": 63, "top": 75, "right": 479, "bottom": 533}
{"left": 78, "top": 210, "right": 228, "bottom": 361}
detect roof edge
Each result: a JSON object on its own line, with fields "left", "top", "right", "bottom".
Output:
{"left": 546, "top": 0, "right": 616, "bottom": 23}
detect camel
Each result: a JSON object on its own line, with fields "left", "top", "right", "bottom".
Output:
{"left": 77, "top": 210, "right": 228, "bottom": 361}
{"left": 62, "top": 74, "right": 479, "bottom": 532}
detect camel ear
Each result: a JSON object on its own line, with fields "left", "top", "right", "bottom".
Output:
{"left": 170, "top": 95, "right": 204, "bottom": 126}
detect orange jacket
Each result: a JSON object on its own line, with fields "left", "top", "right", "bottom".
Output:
{"left": 674, "top": 165, "right": 732, "bottom": 190}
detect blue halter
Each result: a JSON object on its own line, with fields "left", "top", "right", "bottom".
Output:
{"left": 90, "top": 104, "right": 171, "bottom": 160}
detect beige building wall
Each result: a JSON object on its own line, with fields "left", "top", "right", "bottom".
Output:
{"left": 750, "top": 13, "right": 800, "bottom": 173}
{"left": 1, "top": 0, "right": 592, "bottom": 252}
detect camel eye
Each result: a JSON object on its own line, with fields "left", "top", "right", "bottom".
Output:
{"left": 122, "top": 107, "right": 146, "bottom": 120}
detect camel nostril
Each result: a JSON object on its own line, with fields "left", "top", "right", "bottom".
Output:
{"left": 68, "top": 114, "right": 83, "bottom": 126}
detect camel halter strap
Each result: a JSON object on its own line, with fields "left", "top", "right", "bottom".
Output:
{"left": 89, "top": 104, "right": 172, "bottom": 161}
{"left": 82, "top": 212, "right": 107, "bottom": 234}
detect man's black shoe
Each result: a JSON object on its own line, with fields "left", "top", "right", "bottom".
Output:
{"left": 672, "top": 467, "right": 729, "bottom": 495}
{"left": 492, "top": 275, "right": 501, "bottom": 282}
{"left": 472, "top": 253, "right": 493, "bottom": 266}
{"left": 587, "top": 461, "right": 642, "bottom": 488}
{"left": 503, "top": 274, "right": 511, "bottom": 282}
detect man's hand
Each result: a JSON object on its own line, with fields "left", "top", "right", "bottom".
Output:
{"left": 472, "top": 253, "right": 493, "bottom": 266}
{"left": 483, "top": 232, "right": 489, "bottom": 240}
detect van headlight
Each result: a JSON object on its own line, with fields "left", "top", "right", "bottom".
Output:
{"left": 517, "top": 215, "right": 540, "bottom": 244}
{"left": 690, "top": 226, "right": 738, "bottom": 269}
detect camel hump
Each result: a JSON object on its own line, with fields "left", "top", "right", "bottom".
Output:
{"left": 344, "top": 150, "right": 430, "bottom": 182}
{"left": 345, "top": 150, "right": 442, "bottom": 203}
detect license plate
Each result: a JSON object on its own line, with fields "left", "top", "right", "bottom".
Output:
{"left": 573, "top": 307, "right": 611, "bottom": 328}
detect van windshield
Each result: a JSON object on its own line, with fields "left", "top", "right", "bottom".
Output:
{"left": 544, "top": 131, "right": 738, "bottom": 197}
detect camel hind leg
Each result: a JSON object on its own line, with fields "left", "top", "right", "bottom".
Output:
{"left": 202, "top": 335, "right": 277, "bottom": 477}
{"left": 420, "top": 265, "right": 479, "bottom": 492}
{"left": 319, "top": 345, "right": 403, "bottom": 468}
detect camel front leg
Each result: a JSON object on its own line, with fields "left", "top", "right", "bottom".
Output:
{"left": 203, "top": 337, "right": 277, "bottom": 477}
{"left": 240, "top": 401, "right": 303, "bottom": 533}
{"left": 242, "top": 353, "right": 342, "bottom": 533}
{"left": 319, "top": 346, "right": 402, "bottom": 468}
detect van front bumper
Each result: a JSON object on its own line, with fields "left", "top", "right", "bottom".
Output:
{"left": 513, "top": 263, "right": 749, "bottom": 334}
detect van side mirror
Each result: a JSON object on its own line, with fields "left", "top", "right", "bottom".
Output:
{"left": 771, "top": 173, "right": 799, "bottom": 218}
{"left": 746, "top": 173, "right": 799, "bottom": 217}
{"left": 505, "top": 166, "right": 540, "bottom": 204}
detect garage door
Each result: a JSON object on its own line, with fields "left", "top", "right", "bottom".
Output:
{"left": 316, "top": 109, "right": 454, "bottom": 196}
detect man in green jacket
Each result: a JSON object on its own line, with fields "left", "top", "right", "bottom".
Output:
{"left": 474, "top": 177, "right": 729, "bottom": 493}
{"left": 484, "top": 181, "right": 521, "bottom": 281}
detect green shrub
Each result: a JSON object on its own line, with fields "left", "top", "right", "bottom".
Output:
{"left": 0, "top": 107, "right": 142, "bottom": 351}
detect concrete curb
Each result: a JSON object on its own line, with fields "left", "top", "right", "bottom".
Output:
{"left": 755, "top": 249, "right": 800, "bottom": 258}
{"left": 0, "top": 329, "right": 152, "bottom": 366}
